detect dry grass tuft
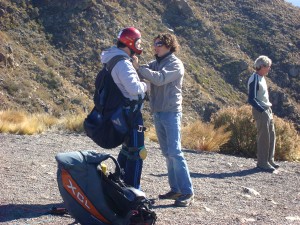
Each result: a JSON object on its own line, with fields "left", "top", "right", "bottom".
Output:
{"left": 58, "top": 114, "right": 86, "bottom": 132}
{"left": 0, "top": 110, "right": 85, "bottom": 134}
{"left": 274, "top": 117, "right": 300, "bottom": 161}
{"left": 212, "top": 105, "right": 257, "bottom": 156}
{"left": 144, "top": 126, "right": 158, "bottom": 143}
{"left": 0, "top": 110, "right": 26, "bottom": 124}
{"left": 182, "top": 120, "right": 231, "bottom": 151}
{"left": 0, "top": 110, "right": 59, "bottom": 134}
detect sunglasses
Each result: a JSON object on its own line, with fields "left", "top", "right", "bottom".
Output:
{"left": 154, "top": 41, "right": 164, "bottom": 47}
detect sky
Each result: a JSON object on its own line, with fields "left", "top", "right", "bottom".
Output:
{"left": 285, "top": 0, "right": 300, "bottom": 7}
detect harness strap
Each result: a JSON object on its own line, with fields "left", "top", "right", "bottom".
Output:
{"left": 106, "top": 56, "right": 144, "bottom": 115}
{"left": 105, "top": 55, "right": 130, "bottom": 72}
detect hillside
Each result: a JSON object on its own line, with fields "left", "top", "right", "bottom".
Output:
{"left": 0, "top": 0, "right": 299, "bottom": 129}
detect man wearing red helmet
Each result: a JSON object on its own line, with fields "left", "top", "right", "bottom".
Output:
{"left": 100, "top": 27, "right": 147, "bottom": 189}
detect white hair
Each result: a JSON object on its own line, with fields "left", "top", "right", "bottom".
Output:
{"left": 253, "top": 55, "right": 272, "bottom": 70}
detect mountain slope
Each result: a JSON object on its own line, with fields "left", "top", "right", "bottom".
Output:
{"left": 0, "top": 0, "right": 299, "bottom": 128}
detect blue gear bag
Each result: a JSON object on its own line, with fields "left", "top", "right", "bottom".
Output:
{"left": 56, "top": 150, "right": 156, "bottom": 225}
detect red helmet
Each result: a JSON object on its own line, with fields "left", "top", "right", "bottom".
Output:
{"left": 118, "top": 27, "right": 143, "bottom": 55}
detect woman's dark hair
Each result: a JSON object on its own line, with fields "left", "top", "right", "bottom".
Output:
{"left": 154, "top": 33, "right": 180, "bottom": 53}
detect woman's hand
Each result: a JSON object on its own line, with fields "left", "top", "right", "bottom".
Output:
{"left": 132, "top": 55, "right": 139, "bottom": 70}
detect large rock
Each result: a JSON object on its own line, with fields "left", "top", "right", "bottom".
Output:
{"left": 288, "top": 65, "right": 300, "bottom": 77}
{"left": 175, "top": 0, "right": 194, "bottom": 16}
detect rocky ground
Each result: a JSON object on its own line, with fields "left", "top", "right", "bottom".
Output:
{"left": 0, "top": 132, "right": 299, "bottom": 225}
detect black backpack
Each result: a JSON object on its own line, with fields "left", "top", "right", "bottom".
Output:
{"left": 84, "top": 55, "right": 135, "bottom": 149}
{"left": 56, "top": 151, "right": 157, "bottom": 225}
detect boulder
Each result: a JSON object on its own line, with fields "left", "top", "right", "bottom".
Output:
{"left": 289, "top": 65, "right": 300, "bottom": 77}
{"left": 168, "top": 0, "right": 194, "bottom": 17}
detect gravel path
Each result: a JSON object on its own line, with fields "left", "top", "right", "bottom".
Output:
{"left": 0, "top": 132, "right": 299, "bottom": 225}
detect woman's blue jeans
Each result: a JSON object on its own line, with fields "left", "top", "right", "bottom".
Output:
{"left": 154, "top": 112, "right": 193, "bottom": 195}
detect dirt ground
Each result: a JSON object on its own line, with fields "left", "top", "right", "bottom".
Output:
{"left": 0, "top": 132, "right": 300, "bottom": 225}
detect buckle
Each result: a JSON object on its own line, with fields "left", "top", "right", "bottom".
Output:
{"left": 137, "top": 125, "right": 144, "bottom": 132}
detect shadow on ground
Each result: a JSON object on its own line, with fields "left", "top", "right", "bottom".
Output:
{"left": 150, "top": 168, "right": 262, "bottom": 180}
{"left": 190, "top": 167, "right": 262, "bottom": 179}
{"left": 0, "top": 203, "right": 73, "bottom": 223}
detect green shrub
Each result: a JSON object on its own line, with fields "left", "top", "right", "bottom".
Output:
{"left": 212, "top": 106, "right": 300, "bottom": 161}
{"left": 3, "top": 79, "right": 19, "bottom": 96}
{"left": 35, "top": 70, "right": 62, "bottom": 90}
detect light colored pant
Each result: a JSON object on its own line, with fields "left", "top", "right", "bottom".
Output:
{"left": 252, "top": 108, "right": 276, "bottom": 166}
{"left": 154, "top": 112, "right": 193, "bottom": 195}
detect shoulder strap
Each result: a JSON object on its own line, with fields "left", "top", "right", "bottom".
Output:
{"left": 94, "top": 55, "right": 129, "bottom": 97}
{"left": 106, "top": 55, "right": 130, "bottom": 72}
{"left": 94, "top": 55, "right": 130, "bottom": 114}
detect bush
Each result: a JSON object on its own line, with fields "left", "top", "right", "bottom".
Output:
{"left": 211, "top": 106, "right": 256, "bottom": 157}
{"left": 144, "top": 126, "right": 158, "bottom": 143}
{"left": 212, "top": 106, "right": 300, "bottom": 161}
{"left": 144, "top": 120, "right": 231, "bottom": 152}
{"left": 57, "top": 113, "right": 85, "bottom": 132}
{"left": 0, "top": 110, "right": 52, "bottom": 134}
{"left": 0, "top": 110, "right": 85, "bottom": 134}
{"left": 182, "top": 120, "right": 231, "bottom": 152}
{"left": 274, "top": 117, "right": 300, "bottom": 161}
